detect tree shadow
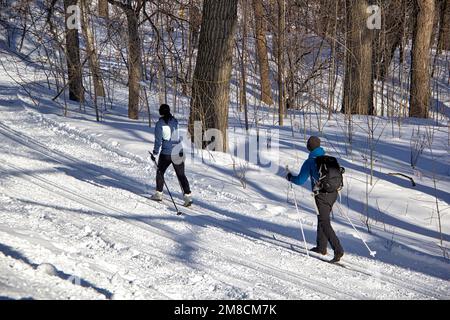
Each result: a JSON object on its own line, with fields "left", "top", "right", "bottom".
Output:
{"left": 4, "top": 196, "right": 200, "bottom": 269}
{"left": 0, "top": 295, "right": 33, "bottom": 300}
{"left": 0, "top": 243, "right": 113, "bottom": 299}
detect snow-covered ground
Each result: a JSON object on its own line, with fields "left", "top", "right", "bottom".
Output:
{"left": 1, "top": 38, "right": 449, "bottom": 299}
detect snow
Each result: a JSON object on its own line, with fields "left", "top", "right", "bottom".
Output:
{"left": 0, "top": 31, "right": 449, "bottom": 300}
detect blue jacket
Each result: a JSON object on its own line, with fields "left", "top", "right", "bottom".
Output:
{"left": 291, "top": 147, "right": 325, "bottom": 190}
{"left": 153, "top": 116, "right": 180, "bottom": 156}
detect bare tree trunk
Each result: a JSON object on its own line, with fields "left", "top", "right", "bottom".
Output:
{"left": 64, "top": 0, "right": 84, "bottom": 102}
{"left": 374, "top": 0, "right": 405, "bottom": 81}
{"left": 277, "top": 0, "right": 285, "bottom": 125}
{"left": 253, "top": 0, "right": 273, "bottom": 105}
{"left": 126, "top": 9, "right": 141, "bottom": 120}
{"left": 80, "top": 0, "right": 105, "bottom": 98}
{"left": 189, "top": 0, "right": 238, "bottom": 152}
{"left": 240, "top": 0, "right": 249, "bottom": 132}
{"left": 342, "top": 0, "right": 374, "bottom": 115}
{"left": 409, "top": 0, "right": 435, "bottom": 118}
{"left": 108, "top": 0, "right": 142, "bottom": 120}
{"left": 98, "top": 0, "right": 109, "bottom": 18}
{"left": 327, "top": 0, "right": 338, "bottom": 119}
{"left": 184, "top": 0, "right": 201, "bottom": 95}
{"left": 437, "top": 0, "right": 450, "bottom": 53}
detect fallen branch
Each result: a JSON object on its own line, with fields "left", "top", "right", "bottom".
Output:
{"left": 388, "top": 172, "right": 416, "bottom": 187}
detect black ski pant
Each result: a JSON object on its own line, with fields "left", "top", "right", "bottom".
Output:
{"left": 314, "top": 191, "right": 343, "bottom": 254}
{"left": 156, "top": 154, "right": 191, "bottom": 195}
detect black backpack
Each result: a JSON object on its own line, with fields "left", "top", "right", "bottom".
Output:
{"left": 313, "top": 156, "right": 345, "bottom": 193}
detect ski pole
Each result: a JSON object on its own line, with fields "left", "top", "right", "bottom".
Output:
{"left": 335, "top": 200, "right": 377, "bottom": 257}
{"left": 286, "top": 165, "right": 291, "bottom": 203}
{"left": 310, "top": 193, "right": 321, "bottom": 216}
{"left": 149, "top": 152, "right": 182, "bottom": 215}
{"left": 291, "top": 183, "right": 309, "bottom": 257}
{"left": 286, "top": 165, "right": 309, "bottom": 256}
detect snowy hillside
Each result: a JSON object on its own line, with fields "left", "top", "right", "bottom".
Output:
{"left": 0, "top": 38, "right": 449, "bottom": 300}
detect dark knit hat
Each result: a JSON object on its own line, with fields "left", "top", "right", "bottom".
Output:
{"left": 159, "top": 104, "right": 171, "bottom": 116}
{"left": 307, "top": 136, "right": 321, "bottom": 152}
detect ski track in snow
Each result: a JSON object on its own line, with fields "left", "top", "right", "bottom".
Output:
{"left": 0, "top": 122, "right": 361, "bottom": 299}
{"left": 0, "top": 114, "right": 448, "bottom": 300}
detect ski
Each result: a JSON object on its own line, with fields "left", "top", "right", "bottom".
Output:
{"left": 138, "top": 194, "right": 187, "bottom": 215}
{"left": 287, "top": 241, "right": 352, "bottom": 270}
{"left": 328, "top": 261, "right": 347, "bottom": 269}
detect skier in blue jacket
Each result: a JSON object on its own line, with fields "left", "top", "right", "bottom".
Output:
{"left": 286, "top": 136, "right": 344, "bottom": 262}
{"left": 151, "top": 104, "right": 192, "bottom": 206}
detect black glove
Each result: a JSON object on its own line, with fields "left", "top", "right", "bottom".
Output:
{"left": 150, "top": 154, "right": 156, "bottom": 162}
{"left": 286, "top": 172, "right": 293, "bottom": 181}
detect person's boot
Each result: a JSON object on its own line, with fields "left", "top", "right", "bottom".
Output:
{"left": 329, "top": 251, "right": 344, "bottom": 263}
{"left": 310, "top": 247, "right": 327, "bottom": 255}
{"left": 150, "top": 191, "right": 163, "bottom": 202}
{"left": 183, "top": 193, "right": 193, "bottom": 207}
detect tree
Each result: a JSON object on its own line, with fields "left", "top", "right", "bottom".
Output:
{"left": 239, "top": 0, "right": 249, "bottom": 131}
{"left": 277, "top": 0, "right": 286, "bottom": 125}
{"left": 342, "top": 0, "right": 374, "bottom": 115}
{"left": 64, "top": 0, "right": 84, "bottom": 102}
{"left": 409, "top": 0, "right": 435, "bottom": 118}
{"left": 185, "top": 0, "right": 202, "bottom": 95}
{"left": 252, "top": 0, "right": 273, "bottom": 105}
{"left": 189, "top": 0, "right": 238, "bottom": 152}
{"left": 437, "top": 0, "right": 450, "bottom": 53}
{"left": 98, "top": 0, "right": 109, "bottom": 18}
{"left": 80, "top": 0, "right": 105, "bottom": 98}
{"left": 80, "top": 0, "right": 105, "bottom": 121}
{"left": 373, "top": 0, "right": 406, "bottom": 82}
{"left": 108, "top": 0, "right": 144, "bottom": 120}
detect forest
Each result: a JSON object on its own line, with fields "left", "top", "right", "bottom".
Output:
{"left": 1, "top": 0, "right": 448, "bottom": 151}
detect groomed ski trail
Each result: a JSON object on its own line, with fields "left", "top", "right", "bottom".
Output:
{"left": 0, "top": 115, "right": 448, "bottom": 299}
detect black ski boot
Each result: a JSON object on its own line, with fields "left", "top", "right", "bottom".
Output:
{"left": 310, "top": 247, "right": 327, "bottom": 255}
{"left": 329, "top": 251, "right": 344, "bottom": 263}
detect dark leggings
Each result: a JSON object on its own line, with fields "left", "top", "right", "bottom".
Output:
{"left": 314, "top": 192, "right": 343, "bottom": 254}
{"left": 156, "top": 154, "right": 191, "bottom": 194}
